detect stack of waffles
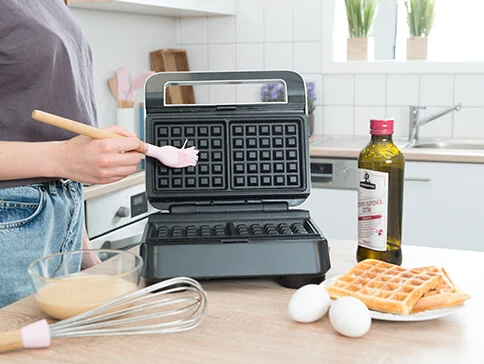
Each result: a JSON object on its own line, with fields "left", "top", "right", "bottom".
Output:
{"left": 325, "top": 259, "right": 470, "bottom": 315}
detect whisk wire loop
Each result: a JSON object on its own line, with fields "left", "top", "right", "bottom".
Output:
{"left": 49, "top": 277, "right": 208, "bottom": 339}
{"left": 51, "top": 299, "right": 201, "bottom": 335}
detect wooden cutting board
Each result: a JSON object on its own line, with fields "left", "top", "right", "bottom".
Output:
{"left": 149, "top": 49, "right": 196, "bottom": 105}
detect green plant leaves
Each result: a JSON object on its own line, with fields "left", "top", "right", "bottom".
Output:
{"left": 405, "top": 0, "right": 435, "bottom": 37}
{"left": 345, "top": 0, "right": 379, "bottom": 38}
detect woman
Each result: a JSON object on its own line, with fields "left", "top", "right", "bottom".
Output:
{"left": 0, "top": 1, "right": 142, "bottom": 307}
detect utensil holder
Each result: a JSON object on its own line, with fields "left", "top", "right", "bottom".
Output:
{"left": 116, "top": 107, "right": 137, "bottom": 136}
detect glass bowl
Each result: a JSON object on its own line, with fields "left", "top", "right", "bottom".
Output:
{"left": 27, "top": 249, "right": 143, "bottom": 320}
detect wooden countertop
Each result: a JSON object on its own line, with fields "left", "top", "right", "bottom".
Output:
{"left": 1, "top": 240, "right": 483, "bottom": 363}
{"left": 310, "top": 135, "right": 484, "bottom": 163}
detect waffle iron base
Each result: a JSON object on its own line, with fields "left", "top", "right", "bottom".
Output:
{"left": 139, "top": 209, "right": 331, "bottom": 289}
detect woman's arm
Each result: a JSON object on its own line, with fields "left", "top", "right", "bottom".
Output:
{"left": 0, "top": 140, "right": 64, "bottom": 180}
{"left": 0, "top": 126, "right": 143, "bottom": 185}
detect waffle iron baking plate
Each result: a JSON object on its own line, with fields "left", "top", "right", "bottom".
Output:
{"left": 139, "top": 70, "right": 330, "bottom": 289}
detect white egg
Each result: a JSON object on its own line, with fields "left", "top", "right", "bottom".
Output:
{"left": 288, "top": 284, "right": 331, "bottom": 323}
{"left": 329, "top": 296, "right": 372, "bottom": 338}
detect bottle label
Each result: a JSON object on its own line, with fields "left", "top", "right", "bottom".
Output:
{"left": 357, "top": 169, "right": 389, "bottom": 251}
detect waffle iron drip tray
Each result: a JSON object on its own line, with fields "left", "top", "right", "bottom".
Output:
{"left": 140, "top": 70, "right": 331, "bottom": 289}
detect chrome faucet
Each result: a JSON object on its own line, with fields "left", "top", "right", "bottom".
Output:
{"left": 406, "top": 103, "right": 462, "bottom": 147}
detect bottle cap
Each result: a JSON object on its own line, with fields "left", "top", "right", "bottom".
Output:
{"left": 370, "top": 119, "right": 394, "bottom": 135}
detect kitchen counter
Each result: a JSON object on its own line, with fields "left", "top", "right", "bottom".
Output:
{"left": 310, "top": 135, "right": 484, "bottom": 163}
{"left": 1, "top": 240, "right": 482, "bottom": 363}
{"left": 83, "top": 171, "right": 145, "bottom": 200}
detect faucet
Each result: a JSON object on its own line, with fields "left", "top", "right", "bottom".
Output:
{"left": 406, "top": 103, "right": 462, "bottom": 147}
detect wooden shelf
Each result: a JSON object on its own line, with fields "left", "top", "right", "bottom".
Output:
{"left": 66, "top": 0, "right": 236, "bottom": 17}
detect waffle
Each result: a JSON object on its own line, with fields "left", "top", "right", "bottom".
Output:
{"left": 325, "top": 259, "right": 444, "bottom": 315}
{"left": 411, "top": 267, "right": 470, "bottom": 313}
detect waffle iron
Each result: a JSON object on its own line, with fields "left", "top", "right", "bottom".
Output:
{"left": 139, "top": 70, "right": 330, "bottom": 289}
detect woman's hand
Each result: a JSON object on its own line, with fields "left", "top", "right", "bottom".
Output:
{"left": 58, "top": 126, "right": 144, "bottom": 185}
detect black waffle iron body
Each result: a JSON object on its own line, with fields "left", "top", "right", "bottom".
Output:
{"left": 139, "top": 70, "right": 330, "bottom": 289}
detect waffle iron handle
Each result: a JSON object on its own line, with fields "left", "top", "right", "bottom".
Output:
{"left": 145, "top": 70, "right": 307, "bottom": 110}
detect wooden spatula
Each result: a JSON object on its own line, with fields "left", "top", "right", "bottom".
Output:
{"left": 107, "top": 77, "right": 118, "bottom": 100}
{"left": 31, "top": 110, "right": 199, "bottom": 168}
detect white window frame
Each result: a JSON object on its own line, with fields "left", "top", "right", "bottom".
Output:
{"left": 321, "top": 0, "right": 484, "bottom": 74}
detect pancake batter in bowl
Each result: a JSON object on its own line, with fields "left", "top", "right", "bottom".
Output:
{"left": 35, "top": 275, "right": 138, "bottom": 320}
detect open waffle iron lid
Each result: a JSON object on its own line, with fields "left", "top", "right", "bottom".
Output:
{"left": 144, "top": 70, "right": 312, "bottom": 212}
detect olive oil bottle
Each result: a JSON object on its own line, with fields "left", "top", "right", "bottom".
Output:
{"left": 357, "top": 119, "right": 405, "bottom": 265}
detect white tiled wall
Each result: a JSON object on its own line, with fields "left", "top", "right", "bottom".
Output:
{"left": 176, "top": 0, "right": 484, "bottom": 138}
{"left": 72, "top": 9, "right": 178, "bottom": 129}
{"left": 177, "top": 0, "right": 325, "bottom": 133}
{"left": 322, "top": 73, "right": 483, "bottom": 138}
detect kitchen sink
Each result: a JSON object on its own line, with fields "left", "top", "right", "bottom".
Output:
{"left": 411, "top": 139, "right": 484, "bottom": 150}
{"left": 310, "top": 136, "right": 484, "bottom": 152}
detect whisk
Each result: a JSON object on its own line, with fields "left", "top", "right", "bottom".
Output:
{"left": 0, "top": 277, "right": 208, "bottom": 353}
{"left": 31, "top": 110, "right": 199, "bottom": 169}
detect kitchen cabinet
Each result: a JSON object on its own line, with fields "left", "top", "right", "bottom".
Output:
{"left": 403, "top": 161, "right": 484, "bottom": 252}
{"left": 298, "top": 188, "right": 357, "bottom": 242}
{"left": 66, "top": 0, "right": 237, "bottom": 17}
{"left": 301, "top": 161, "right": 484, "bottom": 252}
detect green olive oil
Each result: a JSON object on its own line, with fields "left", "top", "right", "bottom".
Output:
{"left": 357, "top": 119, "right": 405, "bottom": 265}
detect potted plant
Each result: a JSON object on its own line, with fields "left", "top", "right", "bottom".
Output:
{"left": 260, "top": 82, "right": 286, "bottom": 103}
{"left": 306, "top": 82, "right": 317, "bottom": 136}
{"left": 344, "top": 0, "right": 379, "bottom": 61}
{"left": 405, "top": 0, "right": 435, "bottom": 60}
{"left": 260, "top": 82, "right": 317, "bottom": 136}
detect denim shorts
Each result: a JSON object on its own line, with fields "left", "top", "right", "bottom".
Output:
{"left": 0, "top": 180, "right": 84, "bottom": 308}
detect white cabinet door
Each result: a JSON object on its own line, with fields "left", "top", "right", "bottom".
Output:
{"left": 300, "top": 161, "right": 484, "bottom": 252}
{"left": 403, "top": 161, "right": 484, "bottom": 252}
{"left": 299, "top": 188, "right": 358, "bottom": 241}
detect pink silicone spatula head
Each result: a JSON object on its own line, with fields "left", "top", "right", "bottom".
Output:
{"left": 145, "top": 144, "right": 199, "bottom": 168}
{"left": 115, "top": 67, "right": 130, "bottom": 101}
{"left": 127, "top": 71, "right": 155, "bottom": 101}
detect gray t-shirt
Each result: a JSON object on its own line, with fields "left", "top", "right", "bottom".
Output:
{"left": 0, "top": 1, "right": 97, "bottom": 188}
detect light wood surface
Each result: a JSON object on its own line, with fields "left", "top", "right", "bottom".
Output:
{"left": 407, "top": 36, "right": 428, "bottom": 60}
{"left": 32, "top": 110, "right": 123, "bottom": 140}
{"left": 0, "top": 331, "right": 23, "bottom": 354}
{"left": 107, "top": 77, "right": 118, "bottom": 101}
{"left": 31, "top": 110, "right": 147, "bottom": 154}
{"left": 1, "top": 240, "right": 483, "bottom": 363}
{"left": 347, "top": 37, "right": 375, "bottom": 61}
{"left": 149, "top": 49, "right": 196, "bottom": 105}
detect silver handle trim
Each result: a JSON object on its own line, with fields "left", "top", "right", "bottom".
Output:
{"left": 404, "top": 177, "right": 431, "bottom": 182}
{"left": 311, "top": 173, "right": 332, "bottom": 178}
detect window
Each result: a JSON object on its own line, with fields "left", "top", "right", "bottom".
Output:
{"left": 395, "top": 0, "right": 484, "bottom": 61}
{"left": 337, "top": 0, "right": 484, "bottom": 62}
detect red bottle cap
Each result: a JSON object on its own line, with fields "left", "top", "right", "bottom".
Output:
{"left": 370, "top": 119, "right": 394, "bottom": 135}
